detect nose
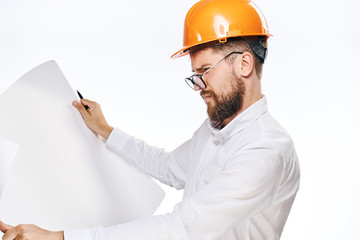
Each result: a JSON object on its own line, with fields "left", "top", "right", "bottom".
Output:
{"left": 194, "top": 84, "right": 201, "bottom": 91}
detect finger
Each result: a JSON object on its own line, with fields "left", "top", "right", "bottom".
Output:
{"left": 80, "top": 99, "right": 97, "bottom": 109}
{"left": 0, "top": 220, "right": 13, "bottom": 233}
{"left": 2, "top": 224, "right": 22, "bottom": 240}
{"left": 72, "top": 101, "right": 90, "bottom": 118}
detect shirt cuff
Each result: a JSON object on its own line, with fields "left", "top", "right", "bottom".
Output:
{"left": 64, "top": 228, "right": 93, "bottom": 240}
{"left": 106, "top": 127, "right": 131, "bottom": 153}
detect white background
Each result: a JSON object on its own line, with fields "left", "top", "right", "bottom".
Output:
{"left": 0, "top": 0, "right": 359, "bottom": 239}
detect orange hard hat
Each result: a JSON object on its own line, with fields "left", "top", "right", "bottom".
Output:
{"left": 171, "top": 0, "right": 271, "bottom": 59}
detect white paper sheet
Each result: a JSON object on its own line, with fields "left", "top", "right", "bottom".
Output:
{"left": 0, "top": 61, "right": 165, "bottom": 230}
{"left": 0, "top": 139, "right": 18, "bottom": 199}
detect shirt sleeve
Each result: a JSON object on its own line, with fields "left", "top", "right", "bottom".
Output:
{"left": 105, "top": 128, "right": 196, "bottom": 190}
{"left": 64, "top": 146, "right": 284, "bottom": 240}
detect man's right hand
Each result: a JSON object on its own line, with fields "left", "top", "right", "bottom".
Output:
{"left": 72, "top": 99, "right": 114, "bottom": 139}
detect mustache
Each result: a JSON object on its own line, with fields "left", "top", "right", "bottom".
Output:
{"left": 200, "top": 89, "right": 215, "bottom": 97}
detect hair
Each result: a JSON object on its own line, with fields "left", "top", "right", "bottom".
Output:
{"left": 190, "top": 37, "right": 267, "bottom": 79}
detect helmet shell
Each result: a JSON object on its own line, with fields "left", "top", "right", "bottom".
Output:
{"left": 171, "top": 0, "right": 270, "bottom": 59}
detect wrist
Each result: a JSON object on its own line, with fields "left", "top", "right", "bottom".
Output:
{"left": 52, "top": 230, "right": 64, "bottom": 240}
{"left": 99, "top": 125, "right": 114, "bottom": 139}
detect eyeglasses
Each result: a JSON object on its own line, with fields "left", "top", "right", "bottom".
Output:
{"left": 185, "top": 51, "right": 243, "bottom": 90}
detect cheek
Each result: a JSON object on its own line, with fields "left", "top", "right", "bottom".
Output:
{"left": 210, "top": 75, "right": 234, "bottom": 95}
{"left": 204, "top": 71, "right": 224, "bottom": 91}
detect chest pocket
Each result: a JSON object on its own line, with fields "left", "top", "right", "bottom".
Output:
{"left": 203, "top": 163, "right": 223, "bottom": 184}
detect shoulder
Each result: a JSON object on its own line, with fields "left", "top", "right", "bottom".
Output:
{"left": 226, "top": 112, "right": 297, "bottom": 171}
{"left": 192, "top": 118, "right": 212, "bottom": 138}
{"left": 245, "top": 112, "right": 295, "bottom": 157}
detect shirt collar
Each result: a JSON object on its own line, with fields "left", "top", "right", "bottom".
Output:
{"left": 207, "top": 95, "right": 268, "bottom": 145}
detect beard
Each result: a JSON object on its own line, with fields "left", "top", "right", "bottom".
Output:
{"left": 201, "top": 76, "right": 245, "bottom": 125}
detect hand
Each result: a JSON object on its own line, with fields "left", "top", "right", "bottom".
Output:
{"left": 72, "top": 99, "right": 114, "bottom": 139}
{"left": 0, "top": 221, "right": 63, "bottom": 240}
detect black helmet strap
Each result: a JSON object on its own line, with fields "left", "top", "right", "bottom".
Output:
{"left": 247, "top": 37, "right": 268, "bottom": 63}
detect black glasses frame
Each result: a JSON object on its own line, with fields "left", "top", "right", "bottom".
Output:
{"left": 185, "top": 51, "right": 243, "bottom": 90}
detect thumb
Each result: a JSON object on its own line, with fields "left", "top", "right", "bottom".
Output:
{"left": 72, "top": 101, "right": 89, "bottom": 118}
{"left": 0, "top": 220, "right": 12, "bottom": 233}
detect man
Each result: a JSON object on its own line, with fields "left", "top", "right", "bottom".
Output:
{"left": 0, "top": 0, "right": 300, "bottom": 239}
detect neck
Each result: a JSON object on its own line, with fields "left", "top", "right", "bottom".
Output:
{"left": 221, "top": 88, "right": 262, "bottom": 128}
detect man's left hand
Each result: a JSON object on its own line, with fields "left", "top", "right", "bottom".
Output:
{"left": 0, "top": 220, "right": 64, "bottom": 240}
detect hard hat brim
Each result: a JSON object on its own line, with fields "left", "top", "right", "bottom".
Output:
{"left": 170, "top": 34, "right": 272, "bottom": 59}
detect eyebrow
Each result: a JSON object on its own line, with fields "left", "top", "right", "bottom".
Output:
{"left": 192, "top": 64, "right": 211, "bottom": 73}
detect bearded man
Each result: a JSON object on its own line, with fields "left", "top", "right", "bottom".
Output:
{"left": 0, "top": 0, "right": 300, "bottom": 239}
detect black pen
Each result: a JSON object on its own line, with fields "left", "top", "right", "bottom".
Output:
{"left": 76, "top": 90, "right": 89, "bottom": 110}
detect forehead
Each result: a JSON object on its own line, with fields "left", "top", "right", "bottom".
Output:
{"left": 190, "top": 48, "right": 223, "bottom": 72}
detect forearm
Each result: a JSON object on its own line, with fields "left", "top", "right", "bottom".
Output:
{"left": 64, "top": 212, "right": 188, "bottom": 240}
{"left": 106, "top": 128, "right": 186, "bottom": 188}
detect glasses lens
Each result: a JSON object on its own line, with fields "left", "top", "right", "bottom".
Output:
{"left": 193, "top": 76, "right": 206, "bottom": 89}
{"left": 185, "top": 78, "right": 195, "bottom": 89}
{"left": 185, "top": 75, "right": 206, "bottom": 90}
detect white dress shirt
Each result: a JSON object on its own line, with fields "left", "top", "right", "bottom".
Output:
{"left": 64, "top": 96, "right": 300, "bottom": 240}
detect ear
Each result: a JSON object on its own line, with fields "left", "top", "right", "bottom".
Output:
{"left": 233, "top": 51, "right": 254, "bottom": 78}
